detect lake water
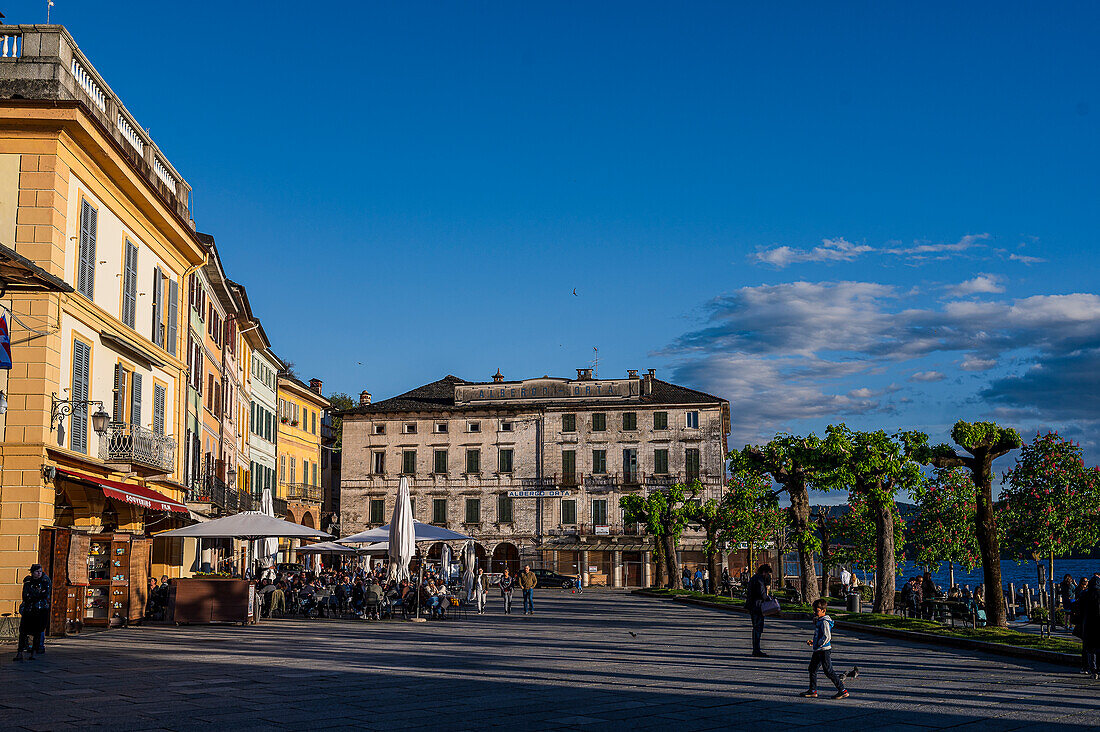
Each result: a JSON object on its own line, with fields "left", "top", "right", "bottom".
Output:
{"left": 891, "top": 559, "right": 1099, "bottom": 591}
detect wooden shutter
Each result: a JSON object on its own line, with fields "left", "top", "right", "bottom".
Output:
{"left": 70, "top": 340, "right": 91, "bottom": 453}
{"left": 166, "top": 278, "right": 178, "bottom": 356}
{"left": 77, "top": 200, "right": 96, "bottom": 299}
{"left": 131, "top": 372, "right": 143, "bottom": 427}
{"left": 112, "top": 364, "right": 125, "bottom": 422}
{"left": 153, "top": 383, "right": 166, "bottom": 435}
{"left": 151, "top": 267, "right": 164, "bottom": 346}
{"left": 122, "top": 241, "right": 138, "bottom": 327}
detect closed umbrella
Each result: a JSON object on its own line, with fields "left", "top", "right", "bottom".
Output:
{"left": 260, "top": 488, "right": 279, "bottom": 567}
{"left": 461, "top": 540, "right": 476, "bottom": 601}
{"left": 387, "top": 476, "right": 416, "bottom": 583}
{"left": 441, "top": 544, "right": 453, "bottom": 583}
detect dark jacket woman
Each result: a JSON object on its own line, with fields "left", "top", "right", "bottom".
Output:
{"left": 16, "top": 569, "right": 51, "bottom": 659}
{"left": 1080, "top": 579, "right": 1100, "bottom": 649}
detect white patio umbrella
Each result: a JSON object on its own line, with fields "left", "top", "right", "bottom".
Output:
{"left": 260, "top": 488, "right": 279, "bottom": 568}
{"left": 387, "top": 476, "right": 416, "bottom": 583}
{"left": 295, "top": 541, "right": 359, "bottom": 555}
{"left": 157, "top": 511, "right": 332, "bottom": 541}
{"left": 339, "top": 520, "right": 472, "bottom": 544}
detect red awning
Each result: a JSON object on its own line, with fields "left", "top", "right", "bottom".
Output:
{"left": 56, "top": 469, "right": 189, "bottom": 514}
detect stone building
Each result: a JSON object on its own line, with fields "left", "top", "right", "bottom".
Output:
{"left": 340, "top": 369, "right": 730, "bottom": 586}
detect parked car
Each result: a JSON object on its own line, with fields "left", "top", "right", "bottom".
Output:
{"left": 532, "top": 568, "right": 576, "bottom": 588}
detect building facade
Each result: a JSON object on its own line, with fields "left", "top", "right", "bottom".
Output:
{"left": 0, "top": 26, "right": 204, "bottom": 611}
{"left": 277, "top": 376, "right": 329, "bottom": 537}
{"left": 340, "top": 369, "right": 730, "bottom": 586}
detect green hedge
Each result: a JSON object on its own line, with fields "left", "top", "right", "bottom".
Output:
{"left": 834, "top": 613, "right": 1082, "bottom": 654}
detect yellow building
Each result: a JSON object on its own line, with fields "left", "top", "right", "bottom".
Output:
{"left": 0, "top": 26, "right": 205, "bottom": 615}
{"left": 277, "top": 375, "right": 328, "bottom": 536}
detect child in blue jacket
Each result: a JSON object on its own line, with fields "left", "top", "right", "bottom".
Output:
{"left": 800, "top": 598, "right": 849, "bottom": 699}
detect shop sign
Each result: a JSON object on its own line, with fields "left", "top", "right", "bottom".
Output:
{"left": 594, "top": 525, "right": 610, "bottom": 535}
{"left": 507, "top": 490, "right": 571, "bottom": 498}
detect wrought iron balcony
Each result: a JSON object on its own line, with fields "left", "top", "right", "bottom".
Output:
{"left": 100, "top": 422, "right": 176, "bottom": 475}
{"left": 283, "top": 483, "right": 322, "bottom": 503}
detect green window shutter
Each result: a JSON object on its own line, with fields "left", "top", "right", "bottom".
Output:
{"left": 433, "top": 498, "right": 447, "bottom": 523}
{"left": 498, "top": 494, "right": 513, "bottom": 523}
{"left": 122, "top": 241, "right": 138, "bottom": 327}
{"left": 112, "top": 364, "right": 125, "bottom": 422}
{"left": 130, "top": 372, "right": 142, "bottom": 427}
{"left": 593, "top": 450, "right": 606, "bottom": 474}
{"left": 153, "top": 383, "right": 166, "bottom": 435}
{"left": 561, "top": 499, "right": 576, "bottom": 525}
{"left": 70, "top": 340, "right": 91, "bottom": 453}
{"left": 593, "top": 413, "right": 606, "bottom": 431}
{"left": 466, "top": 449, "right": 479, "bottom": 474}
{"left": 166, "top": 278, "right": 178, "bottom": 355}
{"left": 434, "top": 449, "right": 447, "bottom": 474}
{"left": 593, "top": 499, "right": 607, "bottom": 526}
{"left": 686, "top": 448, "right": 700, "bottom": 478}
{"left": 654, "top": 411, "right": 668, "bottom": 430}
{"left": 498, "top": 448, "right": 513, "bottom": 473}
{"left": 77, "top": 201, "right": 96, "bottom": 299}
{"left": 562, "top": 413, "right": 576, "bottom": 432}
{"left": 654, "top": 449, "right": 668, "bottom": 475}
{"left": 465, "top": 498, "right": 480, "bottom": 524}
{"left": 151, "top": 267, "right": 163, "bottom": 346}
{"left": 623, "top": 412, "right": 637, "bottom": 431}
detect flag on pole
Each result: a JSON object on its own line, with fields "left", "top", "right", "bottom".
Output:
{"left": 0, "top": 315, "right": 11, "bottom": 369}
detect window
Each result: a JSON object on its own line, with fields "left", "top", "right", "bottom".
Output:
{"left": 121, "top": 241, "right": 138, "bottom": 328}
{"left": 654, "top": 448, "right": 669, "bottom": 475}
{"left": 432, "top": 498, "right": 447, "bottom": 524}
{"left": 623, "top": 412, "right": 637, "bottom": 431}
{"left": 686, "top": 411, "right": 699, "bottom": 429}
{"left": 434, "top": 449, "right": 448, "bottom": 475}
{"left": 500, "top": 421, "right": 512, "bottom": 432}
{"left": 373, "top": 423, "right": 386, "bottom": 435}
{"left": 76, "top": 199, "right": 97, "bottom": 300}
{"left": 686, "top": 448, "right": 701, "bottom": 479}
{"left": 562, "top": 450, "right": 576, "bottom": 481}
{"left": 561, "top": 499, "right": 577, "bottom": 525}
{"left": 112, "top": 364, "right": 130, "bottom": 423}
{"left": 561, "top": 413, "right": 576, "bottom": 432}
{"left": 467, "top": 421, "right": 481, "bottom": 433}
{"left": 403, "top": 422, "right": 417, "bottom": 434}
{"left": 311, "top": 411, "right": 317, "bottom": 434}
{"left": 498, "top": 448, "right": 513, "bottom": 473}
{"left": 592, "top": 449, "right": 607, "bottom": 474}
{"left": 153, "top": 383, "right": 166, "bottom": 435}
{"left": 402, "top": 449, "right": 416, "bottom": 475}
{"left": 622, "top": 448, "right": 638, "bottom": 480}
{"left": 151, "top": 267, "right": 165, "bottom": 347}
{"left": 465, "top": 448, "right": 480, "bottom": 474}
{"left": 592, "top": 413, "right": 606, "bottom": 431}
{"left": 131, "top": 372, "right": 143, "bottom": 427}
{"left": 372, "top": 451, "right": 385, "bottom": 475}
{"left": 592, "top": 499, "right": 608, "bottom": 526}
{"left": 289, "top": 456, "right": 296, "bottom": 484}
{"left": 166, "top": 278, "right": 178, "bottom": 356}
{"left": 654, "top": 411, "right": 668, "bottom": 430}
{"left": 70, "top": 339, "right": 91, "bottom": 453}
{"left": 497, "top": 493, "right": 513, "bottom": 523}
{"left": 369, "top": 498, "right": 385, "bottom": 524}
{"left": 312, "top": 462, "right": 318, "bottom": 486}
{"left": 279, "top": 454, "right": 286, "bottom": 482}
{"left": 464, "top": 498, "right": 481, "bottom": 524}
{"left": 302, "top": 458, "right": 308, "bottom": 486}
{"left": 434, "top": 422, "right": 448, "bottom": 434}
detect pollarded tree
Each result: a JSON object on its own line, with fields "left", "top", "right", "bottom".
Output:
{"left": 684, "top": 480, "right": 731, "bottom": 595}
{"left": 903, "top": 420, "right": 1022, "bottom": 627}
{"left": 831, "top": 490, "right": 906, "bottom": 606}
{"left": 909, "top": 467, "right": 981, "bottom": 588}
{"left": 720, "top": 469, "right": 788, "bottom": 579}
{"left": 621, "top": 482, "right": 693, "bottom": 589}
{"left": 818, "top": 426, "right": 923, "bottom": 613}
{"left": 1000, "top": 431, "right": 1100, "bottom": 594}
{"left": 730, "top": 432, "right": 841, "bottom": 603}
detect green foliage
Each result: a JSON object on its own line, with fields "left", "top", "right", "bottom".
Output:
{"left": 909, "top": 467, "right": 981, "bottom": 572}
{"left": 620, "top": 481, "right": 693, "bottom": 544}
{"left": 835, "top": 614, "right": 1082, "bottom": 653}
{"left": 952, "top": 421, "right": 1022, "bottom": 454}
{"left": 718, "top": 470, "right": 787, "bottom": 550}
{"left": 999, "top": 431, "right": 1100, "bottom": 560}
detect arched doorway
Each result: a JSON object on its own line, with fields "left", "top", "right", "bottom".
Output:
{"left": 473, "top": 542, "right": 489, "bottom": 571}
{"left": 301, "top": 511, "right": 316, "bottom": 529}
{"left": 492, "top": 542, "right": 519, "bottom": 576}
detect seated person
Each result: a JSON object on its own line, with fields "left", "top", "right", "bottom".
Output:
{"left": 365, "top": 580, "right": 384, "bottom": 619}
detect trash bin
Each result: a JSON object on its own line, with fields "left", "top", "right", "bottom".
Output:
{"left": 846, "top": 592, "right": 861, "bottom": 613}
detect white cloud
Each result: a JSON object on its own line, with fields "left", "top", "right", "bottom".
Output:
{"left": 1009, "top": 253, "right": 1046, "bottom": 265}
{"left": 886, "top": 233, "right": 990, "bottom": 258}
{"left": 909, "top": 371, "right": 945, "bottom": 382}
{"left": 752, "top": 238, "right": 873, "bottom": 268}
{"left": 946, "top": 274, "right": 1005, "bottom": 297}
{"left": 960, "top": 355, "right": 997, "bottom": 371}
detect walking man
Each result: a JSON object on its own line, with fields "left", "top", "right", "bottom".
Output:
{"left": 519, "top": 564, "right": 538, "bottom": 615}
{"left": 499, "top": 569, "right": 515, "bottom": 614}
{"left": 800, "top": 599, "right": 850, "bottom": 699}
{"left": 745, "top": 563, "right": 773, "bottom": 657}
{"left": 474, "top": 568, "right": 488, "bottom": 614}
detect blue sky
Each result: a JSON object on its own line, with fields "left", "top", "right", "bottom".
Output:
{"left": 14, "top": 2, "right": 1100, "bottom": 476}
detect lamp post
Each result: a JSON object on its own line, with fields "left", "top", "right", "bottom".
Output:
{"left": 50, "top": 393, "right": 110, "bottom": 444}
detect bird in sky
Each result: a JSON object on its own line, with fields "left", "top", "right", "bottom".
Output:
{"left": 628, "top": 631, "right": 637, "bottom": 638}
{"left": 572, "top": 288, "right": 578, "bottom": 296}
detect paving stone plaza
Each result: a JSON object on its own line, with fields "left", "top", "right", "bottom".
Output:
{"left": 2, "top": 591, "right": 1097, "bottom": 731}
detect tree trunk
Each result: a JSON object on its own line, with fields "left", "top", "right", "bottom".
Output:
{"left": 868, "top": 489, "right": 895, "bottom": 613}
{"left": 788, "top": 483, "right": 819, "bottom": 604}
{"left": 706, "top": 528, "right": 719, "bottom": 596}
{"left": 653, "top": 540, "right": 666, "bottom": 588}
{"left": 973, "top": 457, "right": 1007, "bottom": 627}
{"left": 663, "top": 534, "right": 681, "bottom": 589}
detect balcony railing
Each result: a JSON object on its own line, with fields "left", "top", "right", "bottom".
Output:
{"left": 283, "top": 483, "right": 322, "bottom": 502}
{"left": 186, "top": 474, "right": 255, "bottom": 514}
{"left": 100, "top": 422, "right": 176, "bottom": 475}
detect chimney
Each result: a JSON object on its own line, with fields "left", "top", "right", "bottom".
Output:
{"left": 643, "top": 368, "right": 655, "bottom": 395}
{"left": 492, "top": 369, "right": 504, "bottom": 383}
{"left": 359, "top": 390, "right": 372, "bottom": 406}
{"left": 576, "top": 368, "right": 593, "bottom": 381}
{"left": 309, "top": 378, "right": 323, "bottom": 395}
{"left": 627, "top": 369, "right": 638, "bottom": 379}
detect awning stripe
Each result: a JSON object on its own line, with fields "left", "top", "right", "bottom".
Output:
{"left": 56, "top": 468, "right": 189, "bottom": 514}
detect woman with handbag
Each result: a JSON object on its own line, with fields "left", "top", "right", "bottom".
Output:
{"left": 746, "top": 564, "right": 774, "bottom": 657}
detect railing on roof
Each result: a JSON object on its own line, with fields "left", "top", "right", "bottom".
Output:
{"left": 1, "top": 32, "right": 21, "bottom": 58}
